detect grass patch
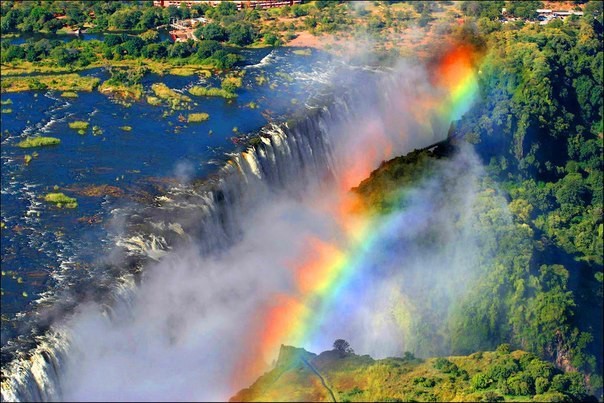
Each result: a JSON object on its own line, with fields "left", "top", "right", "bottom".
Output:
{"left": 292, "top": 48, "right": 312, "bottom": 56}
{"left": 1, "top": 74, "right": 100, "bottom": 93}
{"left": 119, "top": 126, "right": 133, "bottom": 131}
{"left": 168, "top": 67, "right": 197, "bottom": 76}
{"left": 151, "top": 83, "right": 191, "bottom": 109}
{"left": 44, "top": 192, "right": 78, "bottom": 209}
{"left": 187, "top": 113, "right": 210, "bottom": 123}
{"left": 16, "top": 136, "right": 61, "bottom": 148}
{"left": 60, "top": 91, "right": 78, "bottom": 98}
{"left": 0, "top": 99, "right": 13, "bottom": 105}
{"left": 247, "top": 101, "right": 259, "bottom": 109}
{"left": 24, "top": 155, "right": 32, "bottom": 164}
{"left": 1, "top": 108, "right": 12, "bottom": 114}
{"left": 98, "top": 82, "right": 143, "bottom": 100}
{"left": 189, "top": 86, "right": 237, "bottom": 99}
{"left": 68, "top": 121, "right": 89, "bottom": 130}
{"left": 0, "top": 59, "right": 216, "bottom": 78}
{"left": 169, "top": 66, "right": 211, "bottom": 77}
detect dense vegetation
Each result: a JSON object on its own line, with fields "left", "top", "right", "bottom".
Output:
{"left": 232, "top": 344, "right": 595, "bottom": 402}
{"left": 455, "top": 0, "right": 603, "bottom": 380}
{"left": 352, "top": 5, "right": 603, "bottom": 395}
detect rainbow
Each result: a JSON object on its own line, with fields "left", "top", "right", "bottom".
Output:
{"left": 232, "top": 42, "right": 483, "bottom": 388}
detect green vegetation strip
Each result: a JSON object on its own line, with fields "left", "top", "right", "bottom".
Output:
{"left": 1, "top": 75, "right": 100, "bottom": 93}
{"left": 16, "top": 137, "right": 60, "bottom": 148}
{"left": 189, "top": 86, "right": 236, "bottom": 99}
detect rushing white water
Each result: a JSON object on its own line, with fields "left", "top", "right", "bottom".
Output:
{"left": 1, "top": 61, "right": 452, "bottom": 401}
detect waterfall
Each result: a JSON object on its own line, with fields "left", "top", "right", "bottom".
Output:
{"left": 0, "top": 90, "right": 354, "bottom": 402}
{"left": 1, "top": 65, "right": 445, "bottom": 401}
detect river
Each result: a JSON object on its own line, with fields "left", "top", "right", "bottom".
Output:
{"left": 0, "top": 47, "right": 338, "bottom": 355}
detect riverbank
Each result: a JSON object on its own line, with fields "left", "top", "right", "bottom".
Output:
{"left": 0, "top": 59, "right": 215, "bottom": 95}
{"left": 1, "top": 74, "right": 100, "bottom": 93}
{"left": 0, "top": 58, "right": 215, "bottom": 78}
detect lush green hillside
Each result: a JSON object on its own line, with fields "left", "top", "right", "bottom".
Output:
{"left": 348, "top": 6, "right": 604, "bottom": 397}
{"left": 231, "top": 344, "right": 593, "bottom": 402}
{"left": 354, "top": 139, "right": 601, "bottom": 389}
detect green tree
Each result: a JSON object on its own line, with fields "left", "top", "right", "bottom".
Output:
{"left": 227, "top": 22, "right": 257, "bottom": 46}
{"left": 198, "top": 22, "right": 227, "bottom": 41}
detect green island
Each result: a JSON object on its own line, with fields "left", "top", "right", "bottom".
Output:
{"left": 189, "top": 85, "right": 236, "bottom": 99}
{"left": 151, "top": 82, "right": 191, "bottom": 108}
{"left": 16, "top": 136, "right": 61, "bottom": 148}
{"left": 187, "top": 112, "right": 209, "bottom": 122}
{"left": 43, "top": 192, "right": 78, "bottom": 209}
{"left": 68, "top": 121, "right": 89, "bottom": 130}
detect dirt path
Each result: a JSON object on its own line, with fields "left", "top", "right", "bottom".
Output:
{"left": 301, "top": 357, "right": 337, "bottom": 402}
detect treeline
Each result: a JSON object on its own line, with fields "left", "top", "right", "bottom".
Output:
{"left": 0, "top": 32, "right": 241, "bottom": 70}
{"left": 462, "top": 0, "right": 604, "bottom": 391}
{"left": 353, "top": 5, "right": 603, "bottom": 394}
{"left": 449, "top": 21, "right": 604, "bottom": 383}
{"left": 0, "top": 0, "right": 334, "bottom": 69}
{"left": 457, "top": 4, "right": 603, "bottom": 266}
{"left": 0, "top": 0, "right": 204, "bottom": 33}
{"left": 452, "top": 5, "right": 603, "bottom": 387}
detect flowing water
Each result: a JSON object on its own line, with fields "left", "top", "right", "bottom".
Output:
{"left": 1, "top": 47, "right": 449, "bottom": 401}
{"left": 0, "top": 47, "right": 335, "bottom": 354}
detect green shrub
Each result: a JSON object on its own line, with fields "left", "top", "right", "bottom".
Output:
{"left": 119, "top": 126, "right": 132, "bottom": 131}
{"left": 471, "top": 373, "right": 492, "bottom": 390}
{"left": 525, "top": 359, "right": 555, "bottom": 381}
{"left": 61, "top": 91, "right": 78, "bottom": 98}
{"left": 433, "top": 358, "right": 458, "bottom": 373}
{"left": 486, "top": 357, "right": 520, "bottom": 382}
{"left": 535, "top": 377, "right": 550, "bottom": 394}
{"left": 412, "top": 377, "right": 436, "bottom": 387}
{"left": 495, "top": 344, "right": 510, "bottom": 355}
{"left": 506, "top": 372, "right": 534, "bottom": 396}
